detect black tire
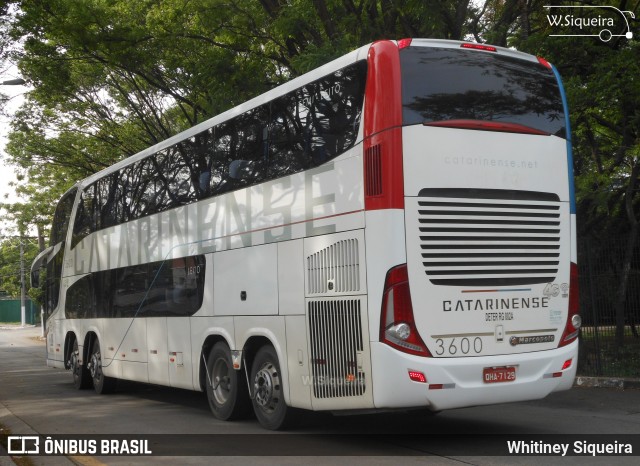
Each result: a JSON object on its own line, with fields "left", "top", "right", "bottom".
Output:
{"left": 205, "top": 342, "right": 251, "bottom": 420}
{"left": 250, "top": 345, "right": 297, "bottom": 430}
{"left": 71, "top": 338, "right": 92, "bottom": 390}
{"left": 89, "top": 338, "right": 116, "bottom": 394}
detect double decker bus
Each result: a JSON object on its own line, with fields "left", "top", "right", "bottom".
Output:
{"left": 32, "top": 39, "right": 579, "bottom": 430}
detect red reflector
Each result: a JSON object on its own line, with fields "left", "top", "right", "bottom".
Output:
{"left": 408, "top": 370, "right": 427, "bottom": 383}
{"left": 552, "top": 372, "right": 563, "bottom": 378}
{"left": 537, "top": 56, "right": 552, "bottom": 69}
{"left": 428, "top": 384, "right": 444, "bottom": 390}
{"left": 562, "top": 359, "right": 573, "bottom": 370}
{"left": 461, "top": 43, "right": 497, "bottom": 52}
{"left": 398, "top": 38, "right": 413, "bottom": 49}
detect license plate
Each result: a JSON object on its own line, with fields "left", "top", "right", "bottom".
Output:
{"left": 483, "top": 366, "right": 516, "bottom": 383}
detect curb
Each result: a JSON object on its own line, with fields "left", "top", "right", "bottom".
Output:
{"left": 0, "top": 444, "right": 16, "bottom": 466}
{"left": 574, "top": 376, "right": 640, "bottom": 390}
{"left": 0, "top": 403, "right": 75, "bottom": 466}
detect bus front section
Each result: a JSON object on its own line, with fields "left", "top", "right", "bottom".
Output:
{"left": 366, "top": 39, "right": 578, "bottom": 412}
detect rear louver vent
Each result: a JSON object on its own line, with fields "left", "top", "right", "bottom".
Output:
{"left": 307, "top": 239, "right": 360, "bottom": 294}
{"left": 308, "top": 299, "right": 366, "bottom": 399}
{"left": 365, "top": 144, "right": 382, "bottom": 196}
{"left": 418, "top": 189, "right": 561, "bottom": 286}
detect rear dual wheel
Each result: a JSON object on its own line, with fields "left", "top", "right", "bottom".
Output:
{"left": 70, "top": 339, "right": 92, "bottom": 389}
{"left": 89, "top": 339, "right": 116, "bottom": 394}
{"left": 250, "top": 345, "right": 297, "bottom": 430}
{"left": 206, "top": 342, "right": 250, "bottom": 420}
{"left": 205, "top": 342, "right": 296, "bottom": 430}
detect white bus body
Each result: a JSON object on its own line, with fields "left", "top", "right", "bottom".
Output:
{"left": 33, "top": 39, "right": 579, "bottom": 429}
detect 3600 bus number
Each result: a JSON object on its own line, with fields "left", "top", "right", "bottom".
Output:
{"left": 434, "top": 337, "right": 483, "bottom": 356}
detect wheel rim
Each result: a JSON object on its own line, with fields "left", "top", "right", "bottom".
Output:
{"left": 253, "top": 362, "right": 281, "bottom": 413}
{"left": 71, "top": 350, "right": 80, "bottom": 378}
{"left": 211, "top": 358, "right": 231, "bottom": 405}
{"left": 90, "top": 350, "right": 101, "bottom": 380}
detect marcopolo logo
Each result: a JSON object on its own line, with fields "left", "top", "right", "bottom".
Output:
{"left": 545, "top": 5, "right": 635, "bottom": 42}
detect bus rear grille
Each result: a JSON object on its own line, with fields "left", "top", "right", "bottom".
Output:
{"left": 417, "top": 188, "right": 561, "bottom": 286}
{"left": 308, "top": 299, "right": 366, "bottom": 399}
{"left": 307, "top": 239, "right": 360, "bottom": 294}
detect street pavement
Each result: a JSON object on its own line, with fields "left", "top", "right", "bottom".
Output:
{"left": 1, "top": 325, "right": 639, "bottom": 465}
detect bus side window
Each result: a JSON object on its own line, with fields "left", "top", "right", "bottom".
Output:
{"left": 50, "top": 188, "right": 77, "bottom": 247}
{"left": 71, "top": 186, "right": 95, "bottom": 248}
{"left": 212, "top": 120, "right": 238, "bottom": 194}
{"left": 230, "top": 105, "right": 270, "bottom": 186}
{"left": 45, "top": 188, "right": 77, "bottom": 316}
{"left": 269, "top": 91, "right": 310, "bottom": 178}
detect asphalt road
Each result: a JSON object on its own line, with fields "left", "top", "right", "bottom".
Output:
{"left": 1, "top": 325, "right": 639, "bottom": 465}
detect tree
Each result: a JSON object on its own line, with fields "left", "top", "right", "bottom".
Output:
{"left": 0, "top": 236, "right": 39, "bottom": 300}
{"left": 2, "top": 0, "right": 477, "bottom": 228}
{"left": 1, "top": 0, "right": 639, "bottom": 345}
{"left": 505, "top": 1, "right": 640, "bottom": 348}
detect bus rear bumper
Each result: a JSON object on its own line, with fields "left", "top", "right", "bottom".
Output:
{"left": 370, "top": 341, "right": 578, "bottom": 411}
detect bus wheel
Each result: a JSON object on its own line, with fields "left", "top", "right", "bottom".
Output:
{"left": 206, "top": 342, "right": 250, "bottom": 420}
{"left": 89, "top": 339, "right": 116, "bottom": 394}
{"left": 71, "top": 338, "right": 92, "bottom": 389}
{"left": 250, "top": 345, "right": 297, "bottom": 430}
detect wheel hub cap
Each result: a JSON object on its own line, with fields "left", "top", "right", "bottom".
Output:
{"left": 254, "top": 367, "right": 275, "bottom": 409}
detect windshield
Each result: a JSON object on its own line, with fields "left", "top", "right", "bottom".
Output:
{"left": 400, "top": 46, "right": 566, "bottom": 138}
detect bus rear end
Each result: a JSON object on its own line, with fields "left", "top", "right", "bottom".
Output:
{"left": 366, "top": 39, "right": 579, "bottom": 411}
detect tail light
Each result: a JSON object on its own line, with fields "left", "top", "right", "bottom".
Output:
{"left": 397, "top": 38, "right": 413, "bottom": 50}
{"left": 537, "top": 56, "right": 553, "bottom": 69}
{"left": 559, "top": 262, "right": 581, "bottom": 347}
{"left": 380, "top": 264, "right": 431, "bottom": 357}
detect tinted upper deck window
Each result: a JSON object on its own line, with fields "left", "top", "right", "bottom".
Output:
{"left": 400, "top": 47, "right": 566, "bottom": 138}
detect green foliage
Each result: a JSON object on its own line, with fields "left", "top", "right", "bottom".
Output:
{"left": 0, "top": 0, "right": 638, "bottom": 244}
{"left": 1, "top": 0, "right": 478, "bottom": 236}
{"left": 0, "top": 238, "right": 39, "bottom": 299}
{"left": 505, "top": 1, "right": 640, "bottom": 238}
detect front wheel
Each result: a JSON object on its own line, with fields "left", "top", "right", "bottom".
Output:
{"left": 250, "top": 345, "right": 297, "bottom": 430}
{"left": 205, "top": 342, "right": 250, "bottom": 420}
{"left": 89, "top": 339, "right": 116, "bottom": 394}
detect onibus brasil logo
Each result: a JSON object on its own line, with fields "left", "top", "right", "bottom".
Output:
{"left": 545, "top": 5, "right": 635, "bottom": 42}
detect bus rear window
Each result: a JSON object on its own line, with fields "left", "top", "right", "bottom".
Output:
{"left": 400, "top": 47, "right": 566, "bottom": 138}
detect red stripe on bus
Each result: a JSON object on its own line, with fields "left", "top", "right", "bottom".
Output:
{"left": 363, "top": 41, "right": 404, "bottom": 211}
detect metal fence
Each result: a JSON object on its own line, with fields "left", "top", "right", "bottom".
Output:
{"left": 0, "top": 299, "right": 39, "bottom": 325}
{"left": 578, "top": 235, "right": 640, "bottom": 378}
